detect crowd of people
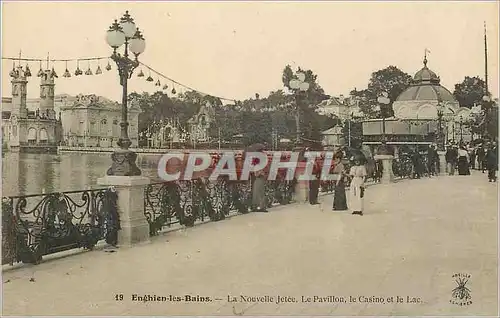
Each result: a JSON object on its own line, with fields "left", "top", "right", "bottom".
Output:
{"left": 445, "top": 141, "right": 498, "bottom": 181}
{"left": 246, "top": 140, "right": 497, "bottom": 218}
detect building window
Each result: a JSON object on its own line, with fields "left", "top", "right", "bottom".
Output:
{"left": 39, "top": 128, "right": 48, "bottom": 144}
{"left": 27, "top": 128, "right": 37, "bottom": 144}
{"left": 101, "top": 119, "right": 108, "bottom": 135}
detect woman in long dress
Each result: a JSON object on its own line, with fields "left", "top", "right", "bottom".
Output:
{"left": 349, "top": 158, "right": 367, "bottom": 216}
{"left": 252, "top": 169, "right": 267, "bottom": 212}
{"left": 332, "top": 155, "right": 348, "bottom": 211}
{"left": 250, "top": 152, "right": 268, "bottom": 212}
{"left": 457, "top": 146, "right": 470, "bottom": 175}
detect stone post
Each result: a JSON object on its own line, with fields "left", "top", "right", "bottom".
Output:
{"left": 438, "top": 151, "right": 447, "bottom": 176}
{"left": 294, "top": 161, "right": 309, "bottom": 203}
{"left": 374, "top": 154, "right": 394, "bottom": 184}
{"left": 97, "top": 176, "right": 151, "bottom": 246}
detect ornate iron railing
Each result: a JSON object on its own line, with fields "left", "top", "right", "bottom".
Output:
{"left": 1, "top": 188, "right": 119, "bottom": 265}
{"left": 144, "top": 177, "right": 328, "bottom": 236}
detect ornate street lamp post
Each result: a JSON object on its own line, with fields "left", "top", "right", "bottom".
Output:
{"left": 459, "top": 115, "right": 464, "bottom": 142}
{"left": 105, "top": 11, "right": 146, "bottom": 176}
{"left": 482, "top": 94, "right": 492, "bottom": 140}
{"left": 288, "top": 72, "right": 310, "bottom": 146}
{"left": 375, "top": 92, "right": 391, "bottom": 155}
{"left": 436, "top": 102, "right": 445, "bottom": 151}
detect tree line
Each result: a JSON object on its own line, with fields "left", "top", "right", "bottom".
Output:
{"left": 131, "top": 64, "right": 495, "bottom": 147}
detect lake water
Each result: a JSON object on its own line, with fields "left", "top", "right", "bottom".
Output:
{"left": 2, "top": 152, "right": 166, "bottom": 196}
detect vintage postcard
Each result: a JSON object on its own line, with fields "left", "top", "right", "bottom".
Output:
{"left": 1, "top": 1, "right": 498, "bottom": 316}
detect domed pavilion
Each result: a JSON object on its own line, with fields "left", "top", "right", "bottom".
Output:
{"left": 392, "top": 56, "right": 459, "bottom": 120}
{"left": 362, "top": 55, "right": 473, "bottom": 153}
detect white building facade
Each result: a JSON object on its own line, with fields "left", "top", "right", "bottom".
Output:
{"left": 60, "top": 94, "right": 141, "bottom": 148}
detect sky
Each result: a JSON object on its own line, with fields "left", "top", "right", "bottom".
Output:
{"left": 2, "top": 1, "right": 499, "bottom": 103}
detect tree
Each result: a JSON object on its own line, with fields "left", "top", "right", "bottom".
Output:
{"left": 453, "top": 76, "right": 488, "bottom": 108}
{"left": 130, "top": 91, "right": 200, "bottom": 135}
{"left": 353, "top": 66, "right": 413, "bottom": 118}
{"left": 210, "top": 106, "right": 241, "bottom": 142}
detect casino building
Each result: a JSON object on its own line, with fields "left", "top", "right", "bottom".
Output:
{"left": 362, "top": 55, "right": 474, "bottom": 154}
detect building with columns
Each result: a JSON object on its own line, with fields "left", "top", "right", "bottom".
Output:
{"left": 2, "top": 66, "right": 62, "bottom": 153}
{"left": 59, "top": 94, "right": 141, "bottom": 148}
{"left": 2, "top": 66, "right": 141, "bottom": 151}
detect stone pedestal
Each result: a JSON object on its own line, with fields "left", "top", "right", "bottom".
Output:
{"left": 438, "top": 151, "right": 447, "bottom": 176}
{"left": 374, "top": 154, "right": 394, "bottom": 184}
{"left": 97, "top": 175, "right": 151, "bottom": 247}
{"left": 294, "top": 180, "right": 309, "bottom": 203}
{"left": 294, "top": 161, "right": 309, "bottom": 203}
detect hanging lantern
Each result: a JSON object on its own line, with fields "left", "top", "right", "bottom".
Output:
{"left": 95, "top": 65, "right": 102, "bottom": 75}
{"left": 75, "top": 61, "right": 82, "bottom": 76}
{"left": 37, "top": 61, "right": 44, "bottom": 77}
{"left": 146, "top": 75, "right": 154, "bottom": 82}
{"left": 137, "top": 69, "right": 144, "bottom": 77}
{"left": 162, "top": 84, "right": 168, "bottom": 90}
{"left": 85, "top": 62, "right": 93, "bottom": 75}
{"left": 155, "top": 79, "right": 161, "bottom": 86}
{"left": 105, "top": 60, "right": 112, "bottom": 71}
{"left": 171, "top": 86, "right": 176, "bottom": 94}
{"left": 63, "top": 61, "right": 71, "bottom": 77}
{"left": 25, "top": 64, "right": 32, "bottom": 77}
{"left": 51, "top": 67, "right": 58, "bottom": 78}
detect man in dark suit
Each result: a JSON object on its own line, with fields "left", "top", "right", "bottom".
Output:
{"left": 307, "top": 143, "right": 323, "bottom": 205}
{"left": 427, "top": 144, "right": 438, "bottom": 176}
{"left": 486, "top": 142, "right": 498, "bottom": 182}
{"left": 445, "top": 144, "right": 458, "bottom": 176}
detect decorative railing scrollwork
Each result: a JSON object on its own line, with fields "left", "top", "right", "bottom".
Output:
{"left": 145, "top": 176, "right": 333, "bottom": 236}
{"left": 1, "top": 188, "right": 119, "bottom": 265}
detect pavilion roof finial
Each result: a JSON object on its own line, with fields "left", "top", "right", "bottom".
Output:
{"left": 423, "top": 48, "right": 430, "bottom": 67}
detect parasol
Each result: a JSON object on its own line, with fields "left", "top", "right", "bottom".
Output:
{"left": 346, "top": 147, "right": 370, "bottom": 164}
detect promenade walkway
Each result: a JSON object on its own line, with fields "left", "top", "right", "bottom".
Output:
{"left": 2, "top": 172, "right": 498, "bottom": 316}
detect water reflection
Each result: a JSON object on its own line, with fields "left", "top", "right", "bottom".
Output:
{"left": 2, "top": 152, "right": 164, "bottom": 196}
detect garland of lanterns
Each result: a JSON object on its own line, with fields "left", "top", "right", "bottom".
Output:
{"left": 2, "top": 55, "right": 238, "bottom": 103}
{"left": 137, "top": 61, "right": 237, "bottom": 103}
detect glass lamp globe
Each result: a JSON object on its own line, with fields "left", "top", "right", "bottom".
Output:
{"left": 120, "top": 12, "right": 137, "bottom": 38}
{"left": 289, "top": 79, "right": 300, "bottom": 90}
{"left": 483, "top": 95, "right": 491, "bottom": 102}
{"left": 377, "top": 96, "right": 390, "bottom": 105}
{"left": 129, "top": 32, "right": 146, "bottom": 55}
{"left": 299, "top": 82, "right": 310, "bottom": 91}
{"left": 106, "top": 21, "right": 126, "bottom": 48}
